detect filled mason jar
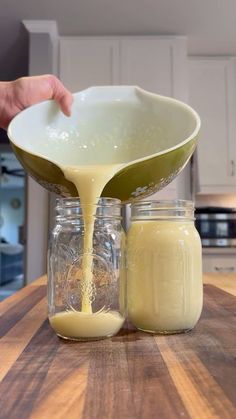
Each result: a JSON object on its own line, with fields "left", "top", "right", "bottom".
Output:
{"left": 127, "top": 200, "right": 202, "bottom": 334}
{"left": 48, "top": 197, "right": 126, "bottom": 341}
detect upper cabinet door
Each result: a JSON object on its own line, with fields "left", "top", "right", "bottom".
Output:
{"left": 120, "top": 37, "right": 187, "bottom": 101}
{"left": 59, "top": 37, "right": 120, "bottom": 91}
{"left": 120, "top": 37, "right": 188, "bottom": 200}
{"left": 189, "top": 57, "right": 236, "bottom": 193}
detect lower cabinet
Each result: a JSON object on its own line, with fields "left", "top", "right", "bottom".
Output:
{"left": 203, "top": 250, "right": 236, "bottom": 273}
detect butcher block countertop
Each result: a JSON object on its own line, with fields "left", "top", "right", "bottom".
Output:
{"left": 0, "top": 274, "right": 235, "bottom": 419}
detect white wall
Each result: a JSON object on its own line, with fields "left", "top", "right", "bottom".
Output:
{"left": 1, "top": 0, "right": 236, "bottom": 80}
{"left": 0, "top": 188, "right": 24, "bottom": 244}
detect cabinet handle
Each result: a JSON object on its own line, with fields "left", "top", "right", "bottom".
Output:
{"left": 214, "top": 266, "right": 235, "bottom": 273}
{"left": 230, "top": 160, "right": 235, "bottom": 176}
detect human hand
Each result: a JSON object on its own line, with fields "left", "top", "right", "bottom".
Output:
{"left": 0, "top": 74, "right": 73, "bottom": 130}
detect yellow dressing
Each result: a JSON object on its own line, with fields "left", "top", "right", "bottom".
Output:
{"left": 127, "top": 220, "right": 203, "bottom": 333}
{"left": 49, "top": 310, "right": 124, "bottom": 340}
{"left": 62, "top": 164, "right": 122, "bottom": 313}
{"left": 50, "top": 163, "right": 125, "bottom": 339}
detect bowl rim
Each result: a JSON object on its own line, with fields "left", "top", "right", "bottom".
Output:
{"left": 7, "top": 85, "right": 201, "bottom": 169}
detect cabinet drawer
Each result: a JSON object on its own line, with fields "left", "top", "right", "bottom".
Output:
{"left": 203, "top": 255, "right": 236, "bottom": 273}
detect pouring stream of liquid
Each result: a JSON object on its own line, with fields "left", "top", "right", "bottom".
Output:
{"left": 62, "top": 164, "right": 123, "bottom": 314}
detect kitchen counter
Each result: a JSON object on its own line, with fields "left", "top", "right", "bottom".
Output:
{"left": 0, "top": 274, "right": 235, "bottom": 418}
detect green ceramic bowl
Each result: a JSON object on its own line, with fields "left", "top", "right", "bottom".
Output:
{"left": 8, "top": 86, "right": 200, "bottom": 202}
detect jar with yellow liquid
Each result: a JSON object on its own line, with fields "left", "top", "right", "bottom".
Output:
{"left": 127, "top": 200, "right": 203, "bottom": 334}
{"left": 48, "top": 197, "right": 126, "bottom": 341}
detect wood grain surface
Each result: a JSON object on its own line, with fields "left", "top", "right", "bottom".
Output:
{"left": 0, "top": 275, "right": 235, "bottom": 419}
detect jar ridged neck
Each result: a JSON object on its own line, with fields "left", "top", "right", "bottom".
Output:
{"left": 131, "top": 200, "right": 195, "bottom": 220}
{"left": 55, "top": 197, "right": 122, "bottom": 222}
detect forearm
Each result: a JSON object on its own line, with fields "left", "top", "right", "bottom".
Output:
{"left": 0, "top": 81, "right": 14, "bottom": 130}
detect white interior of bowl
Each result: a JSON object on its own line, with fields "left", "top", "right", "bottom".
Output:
{"left": 8, "top": 86, "right": 200, "bottom": 167}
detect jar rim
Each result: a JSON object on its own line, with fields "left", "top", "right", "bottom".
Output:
{"left": 131, "top": 199, "right": 194, "bottom": 209}
{"left": 131, "top": 199, "right": 195, "bottom": 220}
{"left": 56, "top": 197, "right": 121, "bottom": 208}
{"left": 55, "top": 197, "right": 122, "bottom": 221}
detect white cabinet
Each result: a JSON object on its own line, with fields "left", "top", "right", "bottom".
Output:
{"left": 60, "top": 38, "right": 120, "bottom": 91}
{"left": 120, "top": 37, "right": 187, "bottom": 100}
{"left": 59, "top": 36, "right": 189, "bottom": 200}
{"left": 60, "top": 36, "right": 187, "bottom": 101}
{"left": 189, "top": 57, "right": 236, "bottom": 194}
{"left": 120, "top": 37, "right": 189, "bottom": 200}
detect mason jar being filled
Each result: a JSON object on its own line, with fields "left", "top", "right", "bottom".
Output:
{"left": 127, "top": 200, "right": 202, "bottom": 334}
{"left": 48, "top": 197, "right": 126, "bottom": 341}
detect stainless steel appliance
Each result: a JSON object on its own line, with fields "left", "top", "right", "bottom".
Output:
{"left": 195, "top": 207, "right": 236, "bottom": 247}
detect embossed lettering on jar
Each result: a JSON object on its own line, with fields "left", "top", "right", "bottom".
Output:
{"left": 127, "top": 200, "right": 203, "bottom": 334}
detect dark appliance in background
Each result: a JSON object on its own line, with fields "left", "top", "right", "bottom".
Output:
{"left": 195, "top": 207, "right": 236, "bottom": 247}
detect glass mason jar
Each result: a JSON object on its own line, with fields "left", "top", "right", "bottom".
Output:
{"left": 127, "top": 200, "right": 202, "bottom": 334}
{"left": 48, "top": 197, "right": 126, "bottom": 341}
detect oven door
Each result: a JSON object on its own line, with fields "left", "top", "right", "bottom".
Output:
{"left": 195, "top": 213, "right": 236, "bottom": 247}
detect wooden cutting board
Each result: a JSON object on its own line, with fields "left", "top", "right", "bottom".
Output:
{"left": 0, "top": 279, "right": 235, "bottom": 419}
